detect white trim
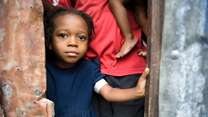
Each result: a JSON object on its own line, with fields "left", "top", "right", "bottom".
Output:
{"left": 94, "top": 79, "right": 108, "bottom": 93}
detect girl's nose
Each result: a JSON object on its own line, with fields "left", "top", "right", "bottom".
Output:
{"left": 67, "top": 37, "right": 78, "bottom": 47}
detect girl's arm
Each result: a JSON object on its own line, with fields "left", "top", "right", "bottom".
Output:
{"left": 99, "top": 68, "right": 149, "bottom": 102}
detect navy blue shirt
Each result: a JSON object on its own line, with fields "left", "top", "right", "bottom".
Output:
{"left": 46, "top": 59, "right": 104, "bottom": 117}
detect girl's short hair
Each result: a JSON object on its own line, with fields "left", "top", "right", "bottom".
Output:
{"left": 44, "top": 6, "right": 94, "bottom": 47}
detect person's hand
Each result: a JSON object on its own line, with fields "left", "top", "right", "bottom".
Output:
{"left": 138, "top": 49, "right": 147, "bottom": 57}
{"left": 116, "top": 37, "right": 138, "bottom": 58}
{"left": 136, "top": 68, "right": 149, "bottom": 97}
{"left": 35, "top": 98, "right": 54, "bottom": 117}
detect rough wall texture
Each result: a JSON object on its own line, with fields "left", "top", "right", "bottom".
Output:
{"left": 159, "top": 0, "right": 208, "bottom": 117}
{"left": 0, "top": 0, "right": 53, "bottom": 117}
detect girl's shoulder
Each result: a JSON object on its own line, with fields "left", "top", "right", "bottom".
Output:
{"left": 80, "top": 59, "right": 103, "bottom": 83}
{"left": 79, "top": 59, "right": 100, "bottom": 70}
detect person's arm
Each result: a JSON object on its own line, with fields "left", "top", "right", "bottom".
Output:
{"left": 99, "top": 68, "right": 149, "bottom": 102}
{"left": 134, "top": 5, "right": 149, "bottom": 37}
{"left": 109, "top": 0, "right": 138, "bottom": 58}
{"left": 109, "top": 0, "right": 134, "bottom": 40}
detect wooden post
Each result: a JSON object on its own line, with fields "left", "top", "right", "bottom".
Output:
{"left": 144, "top": 0, "right": 164, "bottom": 117}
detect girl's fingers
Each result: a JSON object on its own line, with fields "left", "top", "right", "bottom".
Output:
{"left": 140, "top": 68, "right": 149, "bottom": 79}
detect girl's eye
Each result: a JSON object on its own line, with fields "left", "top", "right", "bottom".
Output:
{"left": 57, "top": 33, "right": 68, "bottom": 39}
{"left": 78, "top": 35, "right": 88, "bottom": 41}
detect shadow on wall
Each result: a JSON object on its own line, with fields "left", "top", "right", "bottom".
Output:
{"left": 201, "top": 2, "right": 208, "bottom": 115}
{"left": 205, "top": 2, "right": 208, "bottom": 35}
{"left": 200, "top": 36, "right": 208, "bottom": 116}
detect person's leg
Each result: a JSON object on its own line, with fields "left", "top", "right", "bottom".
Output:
{"left": 112, "top": 98, "right": 144, "bottom": 117}
{"left": 108, "top": 74, "right": 145, "bottom": 117}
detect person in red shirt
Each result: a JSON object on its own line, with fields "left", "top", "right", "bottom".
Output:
{"left": 43, "top": 0, "right": 147, "bottom": 117}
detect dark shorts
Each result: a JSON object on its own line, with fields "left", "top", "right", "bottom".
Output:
{"left": 93, "top": 74, "right": 144, "bottom": 117}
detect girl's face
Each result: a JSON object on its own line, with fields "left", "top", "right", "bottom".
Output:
{"left": 50, "top": 13, "right": 89, "bottom": 68}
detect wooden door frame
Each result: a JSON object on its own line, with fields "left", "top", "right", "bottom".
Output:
{"left": 144, "top": 0, "right": 164, "bottom": 117}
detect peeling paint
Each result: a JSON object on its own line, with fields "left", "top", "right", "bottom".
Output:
{"left": 25, "top": 102, "right": 33, "bottom": 110}
{"left": 0, "top": 106, "right": 5, "bottom": 117}
{"left": 1, "top": 83, "right": 13, "bottom": 99}
{"left": 15, "top": 0, "right": 21, "bottom": 10}
{"left": 2, "top": 60, "right": 17, "bottom": 71}
{"left": 0, "top": 28, "right": 5, "bottom": 42}
{"left": 34, "top": 87, "right": 42, "bottom": 96}
{"left": 16, "top": 108, "right": 26, "bottom": 117}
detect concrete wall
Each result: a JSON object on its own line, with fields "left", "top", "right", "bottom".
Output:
{"left": 159, "top": 0, "right": 208, "bottom": 117}
{"left": 0, "top": 1, "right": 53, "bottom": 117}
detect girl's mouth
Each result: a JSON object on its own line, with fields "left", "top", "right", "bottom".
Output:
{"left": 64, "top": 51, "right": 79, "bottom": 57}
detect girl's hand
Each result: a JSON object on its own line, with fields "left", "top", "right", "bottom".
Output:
{"left": 136, "top": 68, "right": 149, "bottom": 97}
{"left": 99, "top": 68, "right": 149, "bottom": 101}
{"left": 35, "top": 98, "right": 54, "bottom": 117}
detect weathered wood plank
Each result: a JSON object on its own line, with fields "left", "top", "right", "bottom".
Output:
{"left": 144, "top": 0, "right": 164, "bottom": 117}
{"left": 0, "top": 1, "right": 53, "bottom": 116}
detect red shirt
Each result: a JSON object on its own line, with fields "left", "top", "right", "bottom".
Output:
{"left": 47, "top": 0, "right": 147, "bottom": 76}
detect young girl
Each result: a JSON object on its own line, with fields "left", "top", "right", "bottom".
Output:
{"left": 43, "top": 0, "right": 147, "bottom": 117}
{"left": 44, "top": 7, "right": 149, "bottom": 117}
